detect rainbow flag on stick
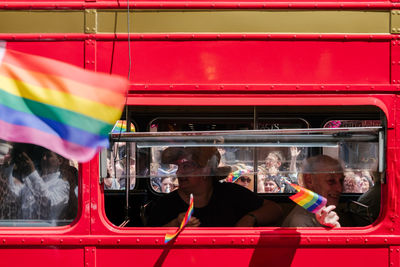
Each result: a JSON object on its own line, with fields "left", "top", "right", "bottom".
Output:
{"left": 285, "top": 179, "right": 327, "bottom": 214}
{"left": 0, "top": 42, "right": 128, "bottom": 162}
{"left": 165, "top": 193, "right": 194, "bottom": 244}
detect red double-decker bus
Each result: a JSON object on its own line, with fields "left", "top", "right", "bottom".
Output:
{"left": 0, "top": 0, "right": 397, "bottom": 266}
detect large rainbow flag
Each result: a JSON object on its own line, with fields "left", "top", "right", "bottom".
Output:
{"left": 0, "top": 42, "right": 128, "bottom": 162}
{"left": 165, "top": 194, "right": 194, "bottom": 244}
{"left": 285, "top": 180, "right": 327, "bottom": 214}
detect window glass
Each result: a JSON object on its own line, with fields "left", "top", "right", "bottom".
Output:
{"left": 149, "top": 118, "right": 308, "bottom": 193}
{"left": 111, "top": 126, "right": 381, "bottom": 227}
{"left": 104, "top": 120, "right": 136, "bottom": 190}
{"left": 0, "top": 140, "right": 78, "bottom": 226}
{"left": 323, "top": 120, "right": 379, "bottom": 193}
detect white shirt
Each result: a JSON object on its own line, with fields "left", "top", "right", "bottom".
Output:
{"left": 5, "top": 165, "right": 69, "bottom": 222}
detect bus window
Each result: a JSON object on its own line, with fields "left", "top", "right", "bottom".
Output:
{"left": 107, "top": 124, "right": 382, "bottom": 227}
{"left": 104, "top": 120, "right": 137, "bottom": 191}
{"left": 0, "top": 140, "right": 78, "bottom": 226}
{"left": 102, "top": 106, "right": 384, "bottom": 228}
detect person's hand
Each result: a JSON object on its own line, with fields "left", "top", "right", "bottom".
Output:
{"left": 15, "top": 152, "right": 35, "bottom": 177}
{"left": 177, "top": 212, "right": 200, "bottom": 227}
{"left": 315, "top": 205, "right": 341, "bottom": 228}
{"left": 290, "top": 147, "right": 301, "bottom": 158}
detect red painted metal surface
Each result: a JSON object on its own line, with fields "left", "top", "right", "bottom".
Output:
{"left": 97, "top": 40, "right": 390, "bottom": 84}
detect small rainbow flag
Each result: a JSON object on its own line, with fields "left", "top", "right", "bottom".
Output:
{"left": 165, "top": 193, "right": 194, "bottom": 244}
{"left": 226, "top": 170, "right": 244, "bottom": 183}
{"left": 112, "top": 120, "right": 135, "bottom": 133}
{"left": 0, "top": 42, "right": 128, "bottom": 162}
{"left": 285, "top": 180, "right": 327, "bottom": 214}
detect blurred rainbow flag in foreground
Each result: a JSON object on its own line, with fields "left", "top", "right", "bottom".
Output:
{"left": 0, "top": 42, "right": 128, "bottom": 162}
{"left": 285, "top": 180, "right": 327, "bottom": 214}
{"left": 165, "top": 194, "right": 194, "bottom": 244}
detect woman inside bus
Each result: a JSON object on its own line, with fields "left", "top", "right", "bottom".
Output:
{"left": 147, "top": 147, "right": 283, "bottom": 227}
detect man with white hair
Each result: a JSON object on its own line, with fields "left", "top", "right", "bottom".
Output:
{"left": 282, "top": 155, "right": 344, "bottom": 228}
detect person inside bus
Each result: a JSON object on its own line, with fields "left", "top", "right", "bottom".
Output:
{"left": 2, "top": 145, "right": 70, "bottom": 222}
{"left": 258, "top": 147, "right": 300, "bottom": 193}
{"left": 147, "top": 147, "right": 283, "bottom": 227}
{"left": 282, "top": 155, "right": 344, "bottom": 228}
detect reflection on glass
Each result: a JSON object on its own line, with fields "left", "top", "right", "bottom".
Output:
{"left": 104, "top": 142, "right": 136, "bottom": 190}
{"left": 0, "top": 140, "right": 78, "bottom": 226}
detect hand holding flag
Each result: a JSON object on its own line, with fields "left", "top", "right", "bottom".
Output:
{"left": 284, "top": 178, "right": 340, "bottom": 228}
{"left": 165, "top": 193, "right": 195, "bottom": 244}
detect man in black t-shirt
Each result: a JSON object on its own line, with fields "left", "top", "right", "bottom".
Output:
{"left": 147, "top": 147, "right": 282, "bottom": 227}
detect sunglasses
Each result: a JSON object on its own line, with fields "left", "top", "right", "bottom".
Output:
{"left": 239, "top": 176, "right": 251, "bottom": 183}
